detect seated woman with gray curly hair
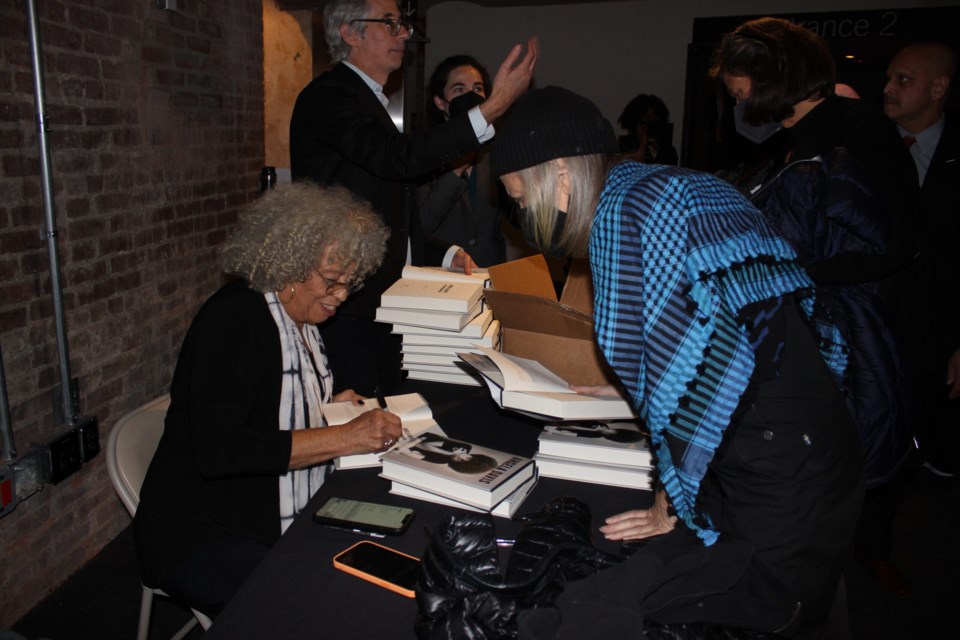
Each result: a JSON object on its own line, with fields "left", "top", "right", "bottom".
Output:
{"left": 134, "top": 183, "right": 400, "bottom": 617}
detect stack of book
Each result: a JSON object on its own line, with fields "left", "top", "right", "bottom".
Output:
{"left": 533, "top": 421, "right": 654, "bottom": 490}
{"left": 375, "top": 266, "right": 499, "bottom": 386}
{"left": 382, "top": 433, "right": 537, "bottom": 518}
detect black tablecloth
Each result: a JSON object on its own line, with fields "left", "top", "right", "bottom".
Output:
{"left": 205, "top": 380, "right": 651, "bottom": 640}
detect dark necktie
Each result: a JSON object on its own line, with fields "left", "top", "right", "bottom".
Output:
{"left": 903, "top": 135, "right": 917, "bottom": 148}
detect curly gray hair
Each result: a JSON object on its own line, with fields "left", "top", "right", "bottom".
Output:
{"left": 324, "top": 0, "right": 371, "bottom": 64}
{"left": 220, "top": 182, "right": 388, "bottom": 293}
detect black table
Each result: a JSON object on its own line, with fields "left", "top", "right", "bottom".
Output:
{"left": 205, "top": 381, "right": 651, "bottom": 640}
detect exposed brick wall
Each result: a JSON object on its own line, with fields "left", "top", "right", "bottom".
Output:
{"left": 0, "top": 0, "right": 264, "bottom": 625}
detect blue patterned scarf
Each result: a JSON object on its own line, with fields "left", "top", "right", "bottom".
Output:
{"left": 590, "top": 162, "right": 847, "bottom": 544}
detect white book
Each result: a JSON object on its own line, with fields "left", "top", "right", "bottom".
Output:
{"left": 401, "top": 265, "right": 490, "bottom": 286}
{"left": 388, "top": 471, "right": 538, "bottom": 519}
{"left": 402, "top": 342, "right": 497, "bottom": 357}
{"left": 376, "top": 300, "right": 482, "bottom": 331}
{"left": 380, "top": 433, "right": 535, "bottom": 510}
{"left": 322, "top": 394, "right": 445, "bottom": 470}
{"left": 405, "top": 368, "right": 482, "bottom": 387}
{"left": 533, "top": 452, "right": 652, "bottom": 490}
{"left": 392, "top": 309, "right": 495, "bottom": 339}
{"left": 402, "top": 323, "right": 500, "bottom": 349}
{"left": 538, "top": 421, "right": 653, "bottom": 467}
{"left": 458, "top": 347, "right": 637, "bottom": 421}
{"left": 403, "top": 362, "right": 465, "bottom": 373}
{"left": 381, "top": 278, "right": 483, "bottom": 313}
{"left": 402, "top": 353, "right": 463, "bottom": 366}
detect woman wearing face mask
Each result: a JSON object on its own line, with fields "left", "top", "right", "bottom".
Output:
{"left": 491, "top": 86, "right": 864, "bottom": 635}
{"left": 711, "top": 18, "right": 918, "bottom": 596}
{"left": 416, "top": 55, "right": 510, "bottom": 267}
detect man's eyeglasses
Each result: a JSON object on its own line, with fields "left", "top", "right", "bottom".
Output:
{"left": 350, "top": 18, "right": 414, "bottom": 38}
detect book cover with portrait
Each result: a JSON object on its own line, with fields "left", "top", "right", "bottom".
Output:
{"left": 380, "top": 433, "right": 534, "bottom": 510}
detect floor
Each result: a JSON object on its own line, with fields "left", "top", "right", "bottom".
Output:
{"left": 9, "top": 456, "right": 957, "bottom": 640}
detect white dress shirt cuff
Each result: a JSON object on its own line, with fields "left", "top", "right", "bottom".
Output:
{"left": 469, "top": 106, "right": 495, "bottom": 143}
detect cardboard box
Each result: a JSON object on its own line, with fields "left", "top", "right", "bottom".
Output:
{"left": 485, "top": 255, "right": 618, "bottom": 387}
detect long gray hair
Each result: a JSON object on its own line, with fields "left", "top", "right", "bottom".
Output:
{"left": 515, "top": 154, "right": 610, "bottom": 258}
{"left": 220, "top": 182, "right": 388, "bottom": 293}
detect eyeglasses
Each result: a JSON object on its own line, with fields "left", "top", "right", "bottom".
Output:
{"left": 350, "top": 18, "right": 414, "bottom": 38}
{"left": 320, "top": 275, "right": 362, "bottom": 296}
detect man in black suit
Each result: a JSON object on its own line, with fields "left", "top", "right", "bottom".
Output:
{"left": 290, "top": 0, "right": 536, "bottom": 396}
{"left": 884, "top": 41, "right": 960, "bottom": 477}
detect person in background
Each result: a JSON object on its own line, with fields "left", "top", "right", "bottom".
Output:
{"left": 710, "top": 17, "right": 920, "bottom": 598}
{"left": 134, "top": 183, "right": 401, "bottom": 616}
{"left": 417, "top": 55, "right": 509, "bottom": 267}
{"left": 289, "top": 0, "right": 536, "bottom": 396}
{"left": 883, "top": 41, "right": 960, "bottom": 478}
{"left": 616, "top": 93, "right": 678, "bottom": 164}
{"left": 492, "top": 86, "right": 863, "bottom": 636}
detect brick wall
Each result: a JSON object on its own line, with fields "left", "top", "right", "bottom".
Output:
{"left": 0, "top": 0, "right": 264, "bottom": 625}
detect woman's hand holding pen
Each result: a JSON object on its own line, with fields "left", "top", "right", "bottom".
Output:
{"left": 339, "top": 409, "right": 402, "bottom": 455}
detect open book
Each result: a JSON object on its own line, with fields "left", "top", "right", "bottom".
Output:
{"left": 458, "top": 347, "right": 637, "bottom": 421}
{"left": 321, "top": 393, "right": 445, "bottom": 470}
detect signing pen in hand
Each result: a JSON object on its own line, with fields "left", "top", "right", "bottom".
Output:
{"left": 375, "top": 387, "right": 387, "bottom": 410}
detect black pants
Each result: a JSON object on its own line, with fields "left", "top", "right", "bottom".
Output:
{"left": 160, "top": 536, "right": 270, "bottom": 617}
{"left": 656, "top": 298, "right": 866, "bottom": 632}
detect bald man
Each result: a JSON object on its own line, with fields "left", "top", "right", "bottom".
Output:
{"left": 884, "top": 42, "right": 960, "bottom": 478}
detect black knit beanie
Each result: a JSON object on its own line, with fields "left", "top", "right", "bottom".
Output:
{"left": 491, "top": 86, "right": 617, "bottom": 177}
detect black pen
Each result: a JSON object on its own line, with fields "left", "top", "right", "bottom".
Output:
{"left": 375, "top": 386, "right": 387, "bottom": 410}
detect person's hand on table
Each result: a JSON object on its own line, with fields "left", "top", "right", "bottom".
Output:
{"left": 599, "top": 489, "right": 677, "bottom": 541}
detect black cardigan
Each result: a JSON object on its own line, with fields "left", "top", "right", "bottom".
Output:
{"left": 134, "top": 281, "right": 293, "bottom": 588}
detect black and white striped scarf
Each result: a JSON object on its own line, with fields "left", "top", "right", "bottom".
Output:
{"left": 265, "top": 292, "right": 333, "bottom": 533}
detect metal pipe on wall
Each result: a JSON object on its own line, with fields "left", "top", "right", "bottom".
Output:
{"left": 25, "top": 0, "right": 77, "bottom": 427}
{"left": 0, "top": 339, "right": 14, "bottom": 461}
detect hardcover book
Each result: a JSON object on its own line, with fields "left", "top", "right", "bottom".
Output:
{"left": 458, "top": 347, "right": 637, "bottom": 421}
{"left": 537, "top": 421, "right": 652, "bottom": 467}
{"left": 392, "top": 309, "right": 495, "bottom": 339}
{"left": 380, "top": 278, "right": 484, "bottom": 313}
{"left": 533, "top": 453, "right": 652, "bottom": 490}
{"left": 388, "top": 471, "right": 538, "bottom": 518}
{"left": 376, "top": 300, "right": 483, "bottom": 332}
{"left": 379, "top": 433, "right": 535, "bottom": 510}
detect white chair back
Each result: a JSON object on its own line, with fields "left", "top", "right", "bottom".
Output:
{"left": 106, "top": 395, "right": 171, "bottom": 517}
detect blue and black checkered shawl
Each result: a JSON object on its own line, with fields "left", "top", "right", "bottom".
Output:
{"left": 590, "top": 161, "right": 847, "bottom": 545}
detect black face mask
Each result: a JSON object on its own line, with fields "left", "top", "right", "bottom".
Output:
{"left": 446, "top": 91, "right": 485, "bottom": 118}
{"left": 518, "top": 206, "right": 569, "bottom": 259}
{"left": 732, "top": 102, "right": 782, "bottom": 144}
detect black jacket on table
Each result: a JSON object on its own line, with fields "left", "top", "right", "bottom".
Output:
{"left": 417, "top": 149, "right": 507, "bottom": 267}
{"left": 134, "top": 282, "right": 292, "bottom": 588}
{"left": 289, "top": 62, "right": 483, "bottom": 319}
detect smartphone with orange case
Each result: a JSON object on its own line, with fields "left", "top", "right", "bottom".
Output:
{"left": 332, "top": 540, "right": 420, "bottom": 598}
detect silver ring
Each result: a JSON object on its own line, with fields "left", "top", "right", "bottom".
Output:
{"left": 384, "top": 438, "right": 395, "bottom": 448}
